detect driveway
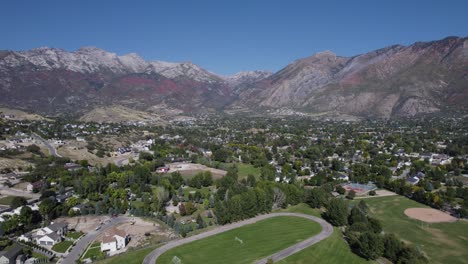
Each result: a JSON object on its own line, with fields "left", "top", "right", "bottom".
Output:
{"left": 32, "top": 132, "right": 62, "bottom": 157}
{"left": 142, "top": 212, "right": 333, "bottom": 264}
{"left": 61, "top": 216, "right": 131, "bottom": 264}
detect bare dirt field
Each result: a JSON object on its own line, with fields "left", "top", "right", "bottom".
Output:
{"left": 0, "top": 107, "right": 50, "bottom": 121}
{"left": 57, "top": 215, "right": 111, "bottom": 233}
{"left": 97, "top": 218, "right": 177, "bottom": 248}
{"left": 57, "top": 216, "right": 177, "bottom": 248}
{"left": 79, "top": 106, "right": 166, "bottom": 125}
{"left": 404, "top": 208, "right": 457, "bottom": 223}
{"left": 57, "top": 141, "right": 110, "bottom": 166}
{"left": 167, "top": 162, "right": 227, "bottom": 179}
{"left": 0, "top": 157, "right": 33, "bottom": 172}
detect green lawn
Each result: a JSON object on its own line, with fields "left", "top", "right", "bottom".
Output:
{"left": 32, "top": 252, "right": 49, "bottom": 260}
{"left": 182, "top": 186, "right": 212, "bottom": 198}
{"left": 278, "top": 204, "right": 370, "bottom": 264}
{"left": 157, "top": 216, "right": 322, "bottom": 264}
{"left": 236, "top": 163, "right": 261, "bottom": 179}
{"left": 51, "top": 240, "right": 73, "bottom": 253}
{"left": 82, "top": 242, "right": 104, "bottom": 260}
{"left": 66, "top": 231, "right": 83, "bottom": 240}
{"left": 83, "top": 246, "right": 104, "bottom": 260}
{"left": 96, "top": 246, "right": 158, "bottom": 264}
{"left": 361, "top": 195, "right": 468, "bottom": 264}
{"left": 0, "top": 196, "right": 19, "bottom": 206}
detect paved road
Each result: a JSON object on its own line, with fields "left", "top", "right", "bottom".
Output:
{"left": 115, "top": 157, "right": 128, "bottom": 167}
{"left": 61, "top": 216, "right": 131, "bottom": 264}
{"left": 32, "top": 132, "right": 62, "bottom": 157}
{"left": 0, "top": 187, "right": 40, "bottom": 200}
{"left": 142, "top": 212, "right": 333, "bottom": 264}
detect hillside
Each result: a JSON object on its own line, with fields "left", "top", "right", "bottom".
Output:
{"left": 0, "top": 36, "right": 467, "bottom": 119}
{"left": 235, "top": 36, "right": 468, "bottom": 118}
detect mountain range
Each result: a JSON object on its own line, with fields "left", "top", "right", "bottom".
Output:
{"left": 0, "top": 36, "right": 466, "bottom": 119}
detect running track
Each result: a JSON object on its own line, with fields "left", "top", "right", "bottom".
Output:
{"left": 142, "top": 212, "right": 333, "bottom": 264}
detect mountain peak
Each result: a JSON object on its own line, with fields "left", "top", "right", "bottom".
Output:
{"left": 77, "top": 46, "right": 107, "bottom": 53}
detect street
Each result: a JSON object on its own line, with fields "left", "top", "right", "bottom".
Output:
{"left": 61, "top": 216, "right": 131, "bottom": 264}
{"left": 32, "top": 132, "right": 62, "bottom": 157}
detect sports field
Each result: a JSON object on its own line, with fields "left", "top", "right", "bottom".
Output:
{"left": 278, "top": 204, "right": 370, "bottom": 264}
{"left": 157, "top": 216, "right": 321, "bottom": 264}
{"left": 362, "top": 195, "right": 468, "bottom": 264}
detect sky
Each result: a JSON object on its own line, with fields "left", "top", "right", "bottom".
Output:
{"left": 1, "top": 0, "right": 467, "bottom": 75}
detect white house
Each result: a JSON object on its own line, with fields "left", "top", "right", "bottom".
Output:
{"left": 100, "top": 228, "right": 128, "bottom": 253}
{"left": 37, "top": 233, "right": 61, "bottom": 246}
{"left": 35, "top": 222, "right": 68, "bottom": 246}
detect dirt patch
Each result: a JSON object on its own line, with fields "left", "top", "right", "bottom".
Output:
{"left": 404, "top": 208, "right": 457, "bottom": 223}
{"left": 167, "top": 162, "right": 227, "bottom": 179}
{"left": 0, "top": 158, "right": 33, "bottom": 171}
{"left": 57, "top": 215, "right": 111, "bottom": 233}
{"left": 57, "top": 216, "right": 177, "bottom": 248}
{"left": 57, "top": 141, "right": 110, "bottom": 166}
{"left": 98, "top": 218, "right": 177, "bottom": 248}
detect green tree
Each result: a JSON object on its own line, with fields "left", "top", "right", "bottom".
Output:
{"left": 324, "top": 198, "right": 348, "bottom": 226}
{"left": 352, "top": 231, "right": 384, "bottom": 260}
{"left": 39, "top": 198, "right": 56, "bottom": 222}
{"left": 348, "top": 206, "right": 367, "bottom": 226}
{"left": 305, "top": 188, "right": 328, "bottom": 208}
{"left": 382, "top": 233, "right": 403, "bottom": 263}
{"left": 19, "top": 206, "right": 33, "bottom": 226}
{"left": 11, "top": 196, "right": 27, "bottom": 209}
{"left": 346, "top": 190, "right": 356, "bottom": 200}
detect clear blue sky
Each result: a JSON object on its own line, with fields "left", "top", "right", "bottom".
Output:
{"left": 1, "top": 0, "right": 467, "bottom": 75}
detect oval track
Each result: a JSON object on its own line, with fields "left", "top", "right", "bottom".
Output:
{"left": 142, "top": 212, "right": 333, "bottom": 264}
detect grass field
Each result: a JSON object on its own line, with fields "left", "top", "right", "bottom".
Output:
{"left": 51, "top": 240, "right": 73, "bottom": 253}
{"left": 236, "top": 163, "right": 261, "bottom": 179}
{"left": 0, "top": 196, "right": 19, "bottom": 206}
{"left": 83, "top": 246, "right": 103, "bottom": 259}
{"left": 157, "top": 216, "right": 321, "bottom": 264}
{"left": 278, "top": 204, "right": 370, "bottom": 264}
{"left": 82, "top": 242, "right": 103, "bottom": 260}
{"left": 66, "top": 231, "right": 84, "bottom": 240}
{"left": 96, "top": 246, "right": 158, "bottom": 264}
{"left": 361, "top": 195, "right": 468, "bottom": 264}
{"left": 182, "top": 186, "right": 212, "bottom": 198}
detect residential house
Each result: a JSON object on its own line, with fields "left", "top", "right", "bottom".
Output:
{"left": 42, "top": 222, "right": 68, "bottom": 236}
{"left": 156, "top": 167, "right": 170, "bottom": 173}
{"left": 55, "top": 192, "right": 73, "bottom": 203}
{"left": 407, "top": 176, "right": 420, "bottom": 185}
{"left": 35, "top": 222, "right": 68, "bottom": 246}
{"left": 26, "top": 181, "right": 44, "bottom": 193}
{"left": 0, "top": 244, "right": 23, "bottom": 264}
{"left": 71, "top": 204, "right": 87, "bottom": 213}
{"left": 36, "top": 233, "right": 61, "bottom": 246}
{"left": 334, "top": 173, "right": 349, "bottom": 182}
{"left": 100, "top": 228, "right": 129, "bottom": 252}
{"left": 420, "top": 153, "right": 433, "bottom": 163}
{"left": 64, "top": 163, "right": 81, "bottom": 172}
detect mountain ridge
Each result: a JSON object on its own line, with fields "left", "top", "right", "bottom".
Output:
{"left": 0, "top": 36, "right": 466, "bottom": 119}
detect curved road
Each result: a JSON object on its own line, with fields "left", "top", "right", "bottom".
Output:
{"left": 142, "top": 212, "right": 333, "bottom": 264}
{"left": 61, "top": 216, "right": 131, "bottom": 264}
{"left": 32, "top": 132, "right": 62, "bottom": 157}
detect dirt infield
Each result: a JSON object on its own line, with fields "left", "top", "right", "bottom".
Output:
{"left": 404, "top": 208, "right": 457, "bottom": 223}
{"left": 167, "top": 162, "right": 227, "bottom": 179}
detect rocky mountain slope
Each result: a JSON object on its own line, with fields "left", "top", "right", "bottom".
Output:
{"left": 236, "top": 36, "right": 468, "bottom": 118}
{"left": 0, "top": 47, "right": 231, "bottom": 115}
{"left": 0, "top": 36, "right": 466, "bottom": 119}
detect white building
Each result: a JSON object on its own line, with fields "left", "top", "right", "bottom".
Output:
{"left": 36, "top": 233, "right": 61, "bottom": 246}
{"left": 100, "top": 228, "right": 128, "bottom": 253}
{"left": 35, "top": 222, "right": 68, "bottom": 246}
